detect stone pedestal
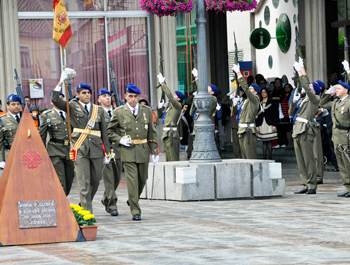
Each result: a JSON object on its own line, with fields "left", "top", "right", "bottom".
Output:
{"left": 141, "top": 159, "right": 285, "bottom": 201}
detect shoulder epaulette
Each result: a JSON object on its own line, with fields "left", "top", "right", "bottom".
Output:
{"left": 42, "top": 109, "right": 51, "bottom": 115}
{"left": 116, "top": 105, "right": 124, "bottom": 110}
{"left": 0, "top": 114, "right": 6, "bottom": 118}
{"left": 141, "top": 105, "right": 151, "bottom": 110}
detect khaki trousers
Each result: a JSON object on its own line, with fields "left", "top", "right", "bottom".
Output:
{"left": 101, "top": 158, "right": 122, "bottom": 211}
{"left": 239, "top": 132, "right": 257, "bottom": 159}
{"left": 50, "top": 156, "right": 75, "bottom": 196}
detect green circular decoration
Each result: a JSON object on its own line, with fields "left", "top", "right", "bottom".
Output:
{"left": 276, "top": 13, "right": 291, "bottom": 53}
{"left": 293, "top": 0, "right": 298, "bottom": 7}
{"left": 264, "top": 6, "right": 270, "bottom": 26}
{"left": 250, "top": 27, "right": 271, "bottom": 49}
{"left": 273, "top": 0, "right": 279, "bottom": 8}
{"left": 268, "top": 55, "right": 273, "bottom": 69}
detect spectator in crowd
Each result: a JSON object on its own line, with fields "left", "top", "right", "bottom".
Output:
{"left": 256, "top": 88, "right": 278, "bottom": 159}
{"left": 247, "top": 75, "right": 255, "bottom": 86}
{"left": 0, "top": 100, "right": 7, "bottom": 115}
{"left": 277, "top": 83, "right": 293, "bottom": 148}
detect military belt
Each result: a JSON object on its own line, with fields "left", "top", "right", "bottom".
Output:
{"left": 239, "top": 123, "right": 255, "bottom": 128}
{"left": 163, "top": 127, "right": 177, "bottom": 131}
{"left": 73, "top": 128, "right": 101, "bottom": 137}
{"left": 295, "top": 117, "right": 316, "bottom": 124}
{"left": 131, "top": 139, "right": 147, "bottom": 144}
{"left": 50, "top": 139, "right": 69, "bottom": 146}
{"left": 335, "top": 124, "right": 350, "bottom": 131}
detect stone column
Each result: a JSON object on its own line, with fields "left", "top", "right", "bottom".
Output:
{"left": 304, "top": 0, "right": 327, "bottom": 82}
{"left": 0, "top": 0, "right": 21, "bottom": 102}
{"left": 189, "top": 0, "right": 221, "bottom": 163}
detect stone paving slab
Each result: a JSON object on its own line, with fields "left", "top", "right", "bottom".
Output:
{"left": 1, "top": 161, "right": 350, "bottom": 264}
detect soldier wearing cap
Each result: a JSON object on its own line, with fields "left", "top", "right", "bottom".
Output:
{"left": 39, "top": 91, "right": 75, "bottom": 196}
{"left": 107, "top": 83, "right": 158, "bottom": 221}
{"left": 231, "top": 64, "right": 260, "bottom": 159}
{"left": 52, "top": 70, "right": 111, "bottom": 212}
{"left": 97, "top": 88, "right": 121, "bottom": 216}
{"left": 289, "top": 58, "right": 321, "bottom": 195}
{"left": 320, "top": 60, "right": 350, "bottom": 197}
{"left": 156, "top": 73, "right": 185, "bottom": 161}
{"left": 0, "top": 94, "right": 22, "bottom": 169}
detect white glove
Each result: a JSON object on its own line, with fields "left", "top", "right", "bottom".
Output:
{"left": 215, "top": 129, "right": 219, "bottom": 134}
{"left": 157, "top": 73, "right": 165, "bottom": 84}
{"left": 60, "top": 71, "right": 68, "bottom": 82}
{"left": 119, "top": 137, "right": 131, "bottom": 147}
{"left": 158, "top": 99, "right": 165, "bottom": 109}
{"left": 216, "top": 103, "right": 221, "bottom": 111}
{"left": 0, "top": 161, "right": 5, "bottom": 169}
{"left": 293, "top": 92, "right": 301, "bottom": 102}
{"left": 298, "top": 57, "right": 304, "bottom": 68}
{"left": 232, "top": 96, "right": 240, "bottom": 106}
{"left": 152, "top": 154, "right": 159, "bottom": 165}
{"left": 301, "top": 87, "right": 305, "bottom": 94}
{"left": 325, "top": 85, "right": 337, "bottom": 94}
{"left": 103, "top": 156, "right": 111, "bottom": 164}
{"left": 192, "top": 68, "right": 198, "bottom": 78}
{"left": 293, "top": 62, "right": 302, "bottom": 72}
{"left": 232, "top": 64, "right": 240, "bottom": 73}
{"left": 343, "top": 60, "right": 350, "bottom": 71}
{"left": 193, "top": 92, "right": 197, "bottom": 97}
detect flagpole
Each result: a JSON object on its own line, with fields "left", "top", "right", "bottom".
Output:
{"left": 61, "top": 45, "right": 73, "bottom": 151}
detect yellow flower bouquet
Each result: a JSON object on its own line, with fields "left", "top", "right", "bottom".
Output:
{"left": 70, "top": 204, "right": 96, "bottom": 226}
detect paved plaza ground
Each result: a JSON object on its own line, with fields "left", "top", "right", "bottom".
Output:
{"left": 1, "top": 155, "right": 350, "bottom": 264}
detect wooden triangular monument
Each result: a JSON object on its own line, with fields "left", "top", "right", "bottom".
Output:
{"left": 0, "top": 106, "right": 82, "bottom": 246}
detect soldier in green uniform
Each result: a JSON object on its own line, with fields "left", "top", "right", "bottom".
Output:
{"left": 107, "top": 83, "right": 158, "bottom": 221}
{"left": 289, "top": 58, "right": 321, "bottom": 195}
{"left": 231, "top": 64, "right": 260, "bottom": 159}
{"left": 97, "top": 88, "right": 121, "bottom": 216}
{"left": 52, "top": 69, "right": 111, "bottom": 212}
{"left": 156, "top": 73, "right": 185, "bottom": 161}
{"left": 39, "top": 92, "right": 75, "bottom": 196}
{"left": 320, "top": 60, "right": 350, "bottom": 197}
{"left": 0, "top": 94, "right": 22, "bottom": 169}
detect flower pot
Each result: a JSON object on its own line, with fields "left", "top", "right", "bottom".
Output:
{"left": 139, "top": 0, "right": 194, "bottom": 17}
{"left": 80, "top": 225, "right": 98, "bottom": 241}
{"left": 205, "top": 0, "right": 257, "bottom": 13}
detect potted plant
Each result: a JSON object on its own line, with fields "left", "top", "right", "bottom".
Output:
{"left": 139, "top": 0, "right": 194, "bottom": 17}
{"left": 70, "top": 204, "right": 97, "bottom": 241}
{"left": 204, "top": 0, "right": 257, "bottom": 13}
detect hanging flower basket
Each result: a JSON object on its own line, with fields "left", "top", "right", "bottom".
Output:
{"left": 205, "top": 0, "right": 257, "bottom": 13}
{"left": 139, "top": 0, "right": 194, "bottom": 17}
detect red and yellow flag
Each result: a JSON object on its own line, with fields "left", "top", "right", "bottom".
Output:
{"left": 53, "top": 0, "right": 72, "bottom": 48}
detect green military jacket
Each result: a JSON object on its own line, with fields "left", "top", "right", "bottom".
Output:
{"left": 157, "top": 84, "right": 182, "bottom": 140}
{"left": 51, "top": 91, "right": 111, "bottom": 158}
{"left": 0, "top": 112, "right": 20, "bottom": 161}
{"left": 39, "top": 109, "right": 70, "bottom": 159}
{"left": 107, "top": 104, "right": 158, "bottom": 163}
{"left": 288, "top": 75, "right": 320, "bottom": 138}
{"left": 99, "top": 106, "right": 121, "bottom": 160}
{"left": 232, "top": 77, "right": 260, "bottom": 135}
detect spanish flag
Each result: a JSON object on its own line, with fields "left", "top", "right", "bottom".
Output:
{"left": 53, "top": 0, "right": 72, "bottom": 48}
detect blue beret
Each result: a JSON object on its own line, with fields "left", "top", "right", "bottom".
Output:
{"left": 239, "top": 86, "right": 243, "bottom": 92}
{"left": 98, "top": 88, "right": 111, "bottom": 96}
{"left": 77, "top": 83, "right": 92, "bottom": 93}
{"left": 312, "top": 82, "right": 321, "bottom": 95}
{"left": 338, "top": 80, "right": 350, "bottom": 90}
{"left": 316, "top": 80, "right": 325, "bottom": 90}
{"left": 250, "top": 84, "right": 261, "bottom": 94}
{"left": 126, "top": 83, "right": 141, "bottom": 94}
{"left": 7, "top": 94, "right": 21, "bottom": 103}
{"left": 175, "top": 91, "right": 185, "bottom": 100}
{"left": 210, "top": 84, "right": 219, "bottom": 95}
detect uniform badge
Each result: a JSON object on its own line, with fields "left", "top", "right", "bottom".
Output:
{"left": 76, "top": 107, "right": 83, "bottom": 112}
{"left": 143, "top": 113, "right": 148, "bottom": 130}
{"left": 341, "top": 107, "right": 345, "bottom": 114}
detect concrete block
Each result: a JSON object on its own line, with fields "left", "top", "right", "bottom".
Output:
{"left": 142, "top": 163, "right": 166, "bottom": 200}
{"left": 216, "top": 161, "right": 251, "bottom": 199}
{"left": 269, "top": 162, "right": 282, "bottom": 179}
{"left": 180, "top": 151, "right": 188, "bottom": 161}
{"left": 176, "top": 167, "right": 197, "bottom": 184}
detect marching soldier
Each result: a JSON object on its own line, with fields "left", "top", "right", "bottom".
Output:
{"left": 289, "top": 58, "right": 321, "bottom": 195}
{"left": 52, "top": 69, "right": 111, "bottom": 213}
{"left": 320, "top": 60, "right": 350, "bottom": 197}
{"left": 0, "top": 94, "right": 22, "bottom": 169}
{"left": 156, "top": 73, "right": 185, "bottom": 161}
{"left": 231, "top": 64, "right": 260, "bottom": 159}
{"left": 98, "top": 88, "right": 121, "bottom": 216}
{"left": 39, "top": 92, "right": 75, "bottom": 196}
{"left": 107, "top": 83, "right": 158, "bottom": 221}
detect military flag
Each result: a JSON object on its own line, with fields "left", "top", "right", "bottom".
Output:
{"left": 53, "top": 0, "right": 72, "bottom": 48}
